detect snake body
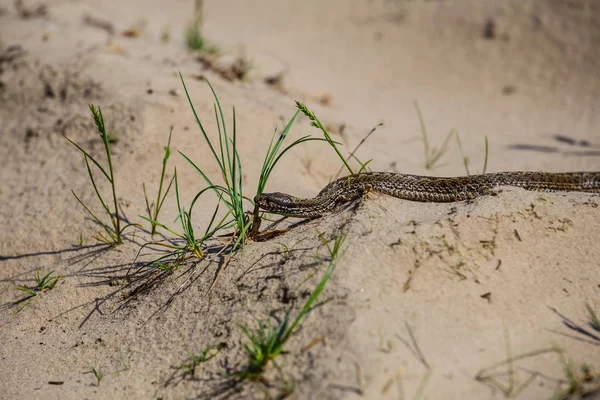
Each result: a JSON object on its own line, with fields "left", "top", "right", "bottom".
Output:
{"left": 254, "top": 171, "right": 600, "bottom": 218}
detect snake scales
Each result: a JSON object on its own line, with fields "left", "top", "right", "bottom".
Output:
{"left": 254, "top": 171, "right": 600, "bottom": 218}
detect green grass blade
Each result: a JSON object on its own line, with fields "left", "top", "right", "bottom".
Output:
{"left": 90, "top": 105, "right": 121, "bottom": 238}
{"left": 179, "top": 152, "right": 235, "bottom": 210}
{"left": 71, "top": 190, "right": 118, "bottom": 242}
{"left": 285, "top": 260, "right": 336, "bottom": 343}
{"left": 153, "top": 129, "right": 174, "bottom": 222}
{"left": 260, "top": 137, "right": 326, "bottom": 194}
{"left": 139, "top": 215, "right": 185, "bottom": 238}
{"left": 179, "top": 73, "right": 223, "bottom": 172}
{"left": 83, "top": 155, "right": 112, "bottom": 219}
{"left": 259, "top": 111, "right": 300, "bottom": 183}
{"left": 213, "top": 105, "right": 228, "bottom": 184}
{"left": 63, "top": 136, "right": 111, "bottom": 182}
{"left": 203, "top": 195, "right": 224, "bottom": 237}
{"left": 356, "top": 159, "right": 373, "bottom": 173}
{"left": 206, "top": 80, "right": 229, "bottom": 162}
{"left": 178, "top": 151, "right": 220, "bottom": 195}
{"left": 482, "top": 136, "right": 489, "bottom": 174}
{"left": 157, "top": 175, "right": 175, "bottom": 213}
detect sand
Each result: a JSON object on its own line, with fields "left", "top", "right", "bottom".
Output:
{"left": 1, "top": 0, "right": 600, "bottom": 399}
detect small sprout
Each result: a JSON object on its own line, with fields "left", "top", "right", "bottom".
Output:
{"left": 92, "top": 367, "right": 103, "bottom": 386}
{"left": 16, "top": 270, "right": 60, "bottom": 301}
{"left": 181, "top": 343, "right": 226, "bottom": 378}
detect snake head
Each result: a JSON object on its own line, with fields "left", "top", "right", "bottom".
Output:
{"left": 254, "top": 192, "right": 323, "bottom": 218}
{"left": 254, "top": 192, "right": 295, "bottom": 213}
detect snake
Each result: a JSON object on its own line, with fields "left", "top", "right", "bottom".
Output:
{"left": 254, "top": 171, "right": 600, "bottom": 218}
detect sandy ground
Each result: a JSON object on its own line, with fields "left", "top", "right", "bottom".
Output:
{"left": 1, "top": 0, "right": 600, "bottom": 399}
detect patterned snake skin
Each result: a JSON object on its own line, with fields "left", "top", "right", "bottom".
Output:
{"left": 254, "top": 171, "right": 600, "bottom": 218}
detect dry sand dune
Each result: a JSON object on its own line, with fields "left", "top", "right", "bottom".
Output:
{"left": 1, "top": 0, "right": 600, "bottom": 399}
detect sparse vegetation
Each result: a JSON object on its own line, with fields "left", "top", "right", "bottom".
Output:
{"left": 250, "top": 109, "right": 326, "bottom": 235}
{"left": 296, "top": 101, "right": 355, "bottom": 174}
{"left": 234, "top": 230, "right": 345, "bottom": 382}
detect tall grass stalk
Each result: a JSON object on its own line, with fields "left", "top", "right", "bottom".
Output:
{"left": 65, "top": 105, "right": 138, "bottom": 245}
{"left": 143, "top": 129, "right": 175, "bottom": 235}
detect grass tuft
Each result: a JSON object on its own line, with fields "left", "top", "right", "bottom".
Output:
{"left": 0, "top": 271, "right": 61, "bottom": 327}
{"left": 179, "top": 76, "right": 250, "bottom": 253}
{"left": 15, "top": 270, "right": 61, "bottom": 303}
{"left": 553, "top": 348, "right": 599, "bottom": 400}
{"left": 178, "top": 76, "right": 327, "bottom": 251}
